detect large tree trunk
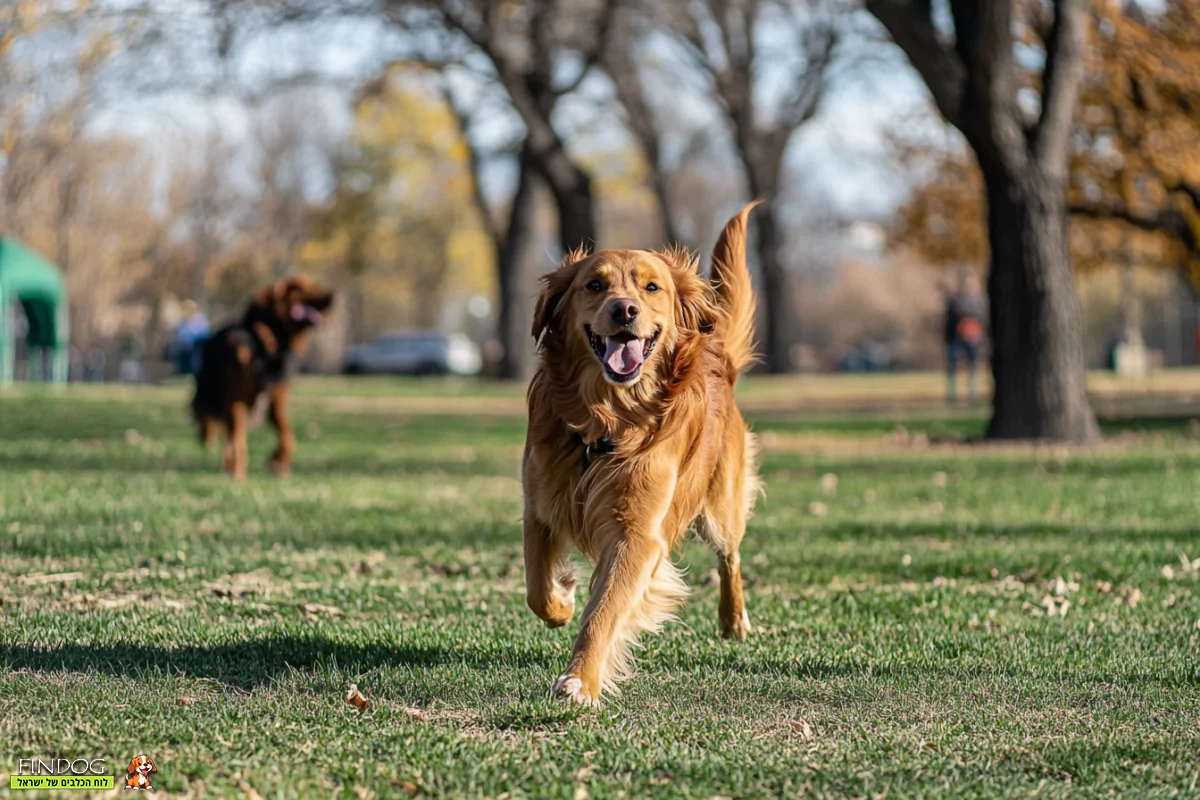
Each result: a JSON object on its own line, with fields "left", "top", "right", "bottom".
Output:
{"left": 496, "top": 147, "right": 537, "bottom": 380}
{"left": 755, "top": 205, "right": 792, "bottom": 373}
{"left": 982, "top": 163, "right": 1099, "bottom": 441}
{"left": 537, "top": 161, "right": 596, "bottom": 254}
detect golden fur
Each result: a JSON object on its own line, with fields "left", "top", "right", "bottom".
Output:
{"left": 523, "top": 202, "right": 762, "bottom": 706}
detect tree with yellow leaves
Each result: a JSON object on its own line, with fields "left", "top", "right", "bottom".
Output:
{"left": 317, "top": 69, "right": 493, "bottom": 344}
{"left": 1069, "top": 0, "right": 1200, "bottom": 289}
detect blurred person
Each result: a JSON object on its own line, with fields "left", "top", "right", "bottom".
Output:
{"left": 172, "top": 300, "right": 211, "bottom": 377}
{"left": 944, "top": 272, "right": 987, "bottom": 404}
{"left": 119, "top": 335, "right": 145, "bottom": 384}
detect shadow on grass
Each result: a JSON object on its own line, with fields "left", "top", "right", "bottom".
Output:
{"left": 0, "top": 635, "right": 553, "bottom": 690}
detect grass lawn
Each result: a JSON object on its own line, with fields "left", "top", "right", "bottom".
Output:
{"left": 2, "top": 381, "right": 1199, "bottom": 798}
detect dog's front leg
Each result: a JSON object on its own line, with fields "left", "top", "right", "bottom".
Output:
{"left": 523, "top": 516, "right": 575, "bottom": 628}
{"left": 266, "top": 382, "right": 295, "bottom": 476}
{"left": 552, "top": 470, "right": 685, "bottom": 707}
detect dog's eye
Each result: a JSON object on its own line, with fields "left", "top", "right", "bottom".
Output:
{"left": 586, "top": 280, "right": 603, "bottom": 292}
{"left": 645, "top": 282, "right": 660, "bottom": 293}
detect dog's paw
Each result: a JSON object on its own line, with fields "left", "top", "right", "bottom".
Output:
{"left": 721, "top": 608, "right": 751, "bottom": 641}
{"left": 551, "top": 673, "right": 600, "bottom": 708}
{"left": 543, "top": 590, "right": 575, "bottom": 629}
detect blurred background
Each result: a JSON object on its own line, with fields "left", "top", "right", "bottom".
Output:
{"left": 0, "top": 0, "right": 1196, "bottom": 407}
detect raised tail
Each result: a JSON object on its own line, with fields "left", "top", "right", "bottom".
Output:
{"left": 709, "top": 200, "right": 760, "bottom": 375}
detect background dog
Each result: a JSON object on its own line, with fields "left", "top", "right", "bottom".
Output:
{"left": 191, "top": 276, "right": 334, "bottom": 480}
{"left": 523, "top": 202, "right": 762, "bottom": 707}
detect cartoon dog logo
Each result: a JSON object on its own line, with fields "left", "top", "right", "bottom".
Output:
{"left": 124, "top": 755, "right": 156, "bottom": 790}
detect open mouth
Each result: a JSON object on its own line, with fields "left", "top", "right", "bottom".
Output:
{"left": 586, "top": 325, "right": 660, "bottom": 384}
{"left": 291, "top": 304, "right": 325, "bottom": 326}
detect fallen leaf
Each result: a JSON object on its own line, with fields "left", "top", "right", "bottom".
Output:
{"left": 345, "top": 683, "right": 371, "bottom": 711}
{"left": 788, "top": 718, "right": 815, "bottom": 739}
{"left": 819, "top": 473, "right": 838, "bottom": 493}
{"left": 932, "top": 471, "right": 949, "bottom": 487}
{"left": 303, "top": 603, "right": 344, "bottom": 617}
{"left": 901, "top": 554, "right": 912, "bottom": 566}
{"left": 808, "top": 502, "right": 828, "bottom": 517}
{"left": 177, "top": 697, "right": 200, "bottom": 706}
{"left": 402, "top": 707, "right": 424, "bottom": 722}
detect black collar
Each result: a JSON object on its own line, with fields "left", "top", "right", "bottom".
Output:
{"left": 579, "top": 435, "right": 616, "bottom": 471}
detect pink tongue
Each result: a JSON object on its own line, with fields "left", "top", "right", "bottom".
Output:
{"left": 604, "top": 337, "right": 644, "bottom": 375}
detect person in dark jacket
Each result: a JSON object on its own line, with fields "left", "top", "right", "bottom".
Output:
{"left": 944, "top": 272, "right": 987, "bottom": 404}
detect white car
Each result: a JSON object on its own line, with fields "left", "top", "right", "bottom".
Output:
{"left": 342, "top": 331, "right": 482, "bottom": 376}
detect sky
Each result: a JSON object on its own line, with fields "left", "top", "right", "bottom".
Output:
{"left": 83, "top": 2, "right": 940, "bottom": 227}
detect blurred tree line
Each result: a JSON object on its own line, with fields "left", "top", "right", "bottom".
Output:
{"left": 2, "top": 0, "right": 1198, "bottom": 441}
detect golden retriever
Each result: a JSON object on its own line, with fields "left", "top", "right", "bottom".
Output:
{"left": 523, "top": 202, "right": 762, "bottom": 706}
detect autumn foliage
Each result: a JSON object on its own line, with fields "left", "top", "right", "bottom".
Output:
{"left": 892, "top": 0, "right": 1200, "bottom": 288}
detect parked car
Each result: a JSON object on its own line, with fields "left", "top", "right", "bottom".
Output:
{"left": 342, "top": 331, "right": 482, "bottom": 376}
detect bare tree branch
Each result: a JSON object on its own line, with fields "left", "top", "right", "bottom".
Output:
{"left": 1032, "top": 0, "right": 1088, "bottom": 172}
{"left": 863, "top": 0, "right": 966, "bottom": 127}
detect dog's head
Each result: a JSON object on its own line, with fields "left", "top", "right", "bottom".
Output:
{"left": 532, "top": 246, "right": 718, "bottom": 390}
{"left": 246, "top": 275, "right": 335, "bottom": 338}
{"left": 126, "top": 755, "right": 155, "bottom": 777}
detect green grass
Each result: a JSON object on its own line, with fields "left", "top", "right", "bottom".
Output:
{"left": 2, "top": 381, "right": 1200, "bottom": 798}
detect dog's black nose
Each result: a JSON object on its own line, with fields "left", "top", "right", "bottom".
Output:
{"left": 608, "top": 298, "right": 640, "bottom": 326}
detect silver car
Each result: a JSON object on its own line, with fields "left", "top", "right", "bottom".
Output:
{"left": 342, "top": 331, "right": 482, "bottom": 376}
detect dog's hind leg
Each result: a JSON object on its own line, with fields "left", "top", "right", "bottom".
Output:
{"left": 695, "top": 430, "right": 761, "bottom": 641}
{"left": 199, "top": 416, "right": 218, "bottom": 449}
{"left": 523, "top": 516, "right": 576, "bottom": 629}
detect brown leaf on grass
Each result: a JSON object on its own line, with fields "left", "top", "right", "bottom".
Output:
{"left": 303, "top": 603, "right": 344, "bottom": 617}
{"left": 206, "top": 583, "right": 258, "bottom": 599}
{"left": 345, "top": 683, "right": 371, "bottom": 711}
{"left": 177, "top": 697, "right": 200, "bottom": 706}
{"left": 819, "top": 473, "right": 838, "bottom": 493}
{"left": 402, "top": 707, "right": 424, "bottom": 722}
{"left": 788, "top": 719, "right": 815, "bottom": 739}
{"left": 808, "top": 502, "right": 828, "bottom": 517}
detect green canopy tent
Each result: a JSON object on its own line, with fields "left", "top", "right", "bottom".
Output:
{"left": 0, "top": 239, "right": 69, "bottom": 385}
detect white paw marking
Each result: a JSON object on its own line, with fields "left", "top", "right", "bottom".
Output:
{"left": 741, "top": 608, "right": 751, "bottom": 629}
{"left": 551, "top": 674, "right": 598, "bottom": 707}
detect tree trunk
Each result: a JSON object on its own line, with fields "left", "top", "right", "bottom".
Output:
{"left": 496, "top": 147, "right": 537, "bottom": 380}
{"left": 982, "top": 164, "right": 1099, "bottom": 442}
{"left": 755, "top": 205, "right": 792, "bottom": 373}
{"left": 537, "top": 161, "right": 596, "bottom": 254}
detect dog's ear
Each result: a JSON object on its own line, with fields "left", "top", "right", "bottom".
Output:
{"left": 658, "top": 246, "right": 720, "bottom": 334}
{"left": 125, "top": 758, "right": 139, "bottom": 775}
{"left": 148, "top": 759, "right": 157, "bottom": 774}
{"left": 531, "top": 250, "right": 588, "bottom": 341}
{"left": 251, "top": 281, "right": 285, "bottom": 311}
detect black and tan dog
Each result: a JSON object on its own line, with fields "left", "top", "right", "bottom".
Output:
{"left": 191, "top": 276, "right": 334, "bottom": 480}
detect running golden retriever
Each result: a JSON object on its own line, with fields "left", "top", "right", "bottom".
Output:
{"left": 523, "top": 202, "right": 762, "bottom": 706}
